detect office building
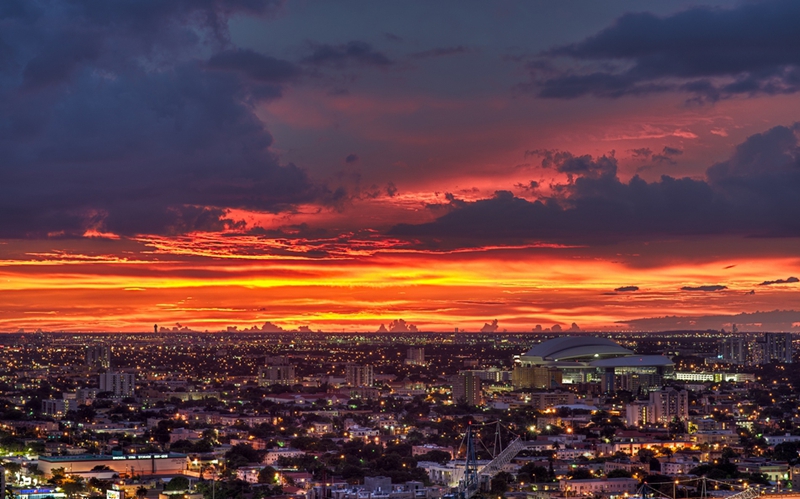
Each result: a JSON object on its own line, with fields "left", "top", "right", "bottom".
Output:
{"left": 86, "top": 345, "right": 111, "bottom": 369}
{"left": 719, "top": 336, "right": 748, "bottom": 365}
{"left": 648, "top": 388, "right": 688, "bottom": 424}
{"left": 345, "top": 364, "right": 374, "bottom": 387}
{"left": 258, "top": 357, "right": 297, "bottom": 386}
{"left": 512, "top": 365, "right": 562, "bottom": 389}
{"left": 452, "top": 373, "right": 482, "bottom": 406}
{"left": 99, "top": 372, "right": 135, "bottom": 397}
{"left": 760, "top": 333, "right": 793, "bottom": 364}
{"left": 405, "top": 347, "right": 426, "bottom": 366}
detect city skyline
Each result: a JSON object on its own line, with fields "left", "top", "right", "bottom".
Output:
{"left": 3, "top": 1, "right": 800, "bottom": 332}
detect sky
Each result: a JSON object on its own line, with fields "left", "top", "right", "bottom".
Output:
{"left": 3, "top": 0, "right": 800, "bottom": 333}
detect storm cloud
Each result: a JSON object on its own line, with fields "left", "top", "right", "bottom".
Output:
{"left": 391, "top": 124, "right": 800, "bottom": 244}
{"left": 0, "top": 0, "right": 318, "bottom": 238}
{"left": 532, "top": 0, "right": 800, "bottom": 101}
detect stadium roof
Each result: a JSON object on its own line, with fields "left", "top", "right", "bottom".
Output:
{"left": 589, "top": 355, "right": 673, "bottom": 368}
{"left": 522, "top": 336, "right": 633, "bottom": 362}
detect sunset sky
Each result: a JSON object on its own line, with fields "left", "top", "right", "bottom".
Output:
{"left": 3, "top": 0, "right": 800, "bottom": 332}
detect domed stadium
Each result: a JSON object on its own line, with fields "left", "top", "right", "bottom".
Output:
{"left": 514, "top": 336, "right": 674, "bottom": 391}
{"left": 521, "top": 336, "right": 633, "bottom": 363}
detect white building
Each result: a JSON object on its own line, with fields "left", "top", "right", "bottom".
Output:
{"left": 99, "top": 372, "right": 135, "bottom": 397}
{"left": 560, "top": 478, "right": 639, "bottom": 497}
{"left": 264, "top": 448, "right": 305, "bottom": 465}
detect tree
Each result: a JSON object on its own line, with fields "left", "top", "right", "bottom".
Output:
{"left": 491, "top": 472, "right": 513, "bottom": 496}
{"left": 136, "top": 486, "right": 148, "bottom": 498}
{"left": 258, "top": 466, "right": 278, "bottom": 484}
{"left": 61, "top": 476, "right": 86, "bottom": 499}
{"left": 568, "top": 468, "right": 593, "bottom": 480}
{"left": 165, "top": 476, "right": 190, "bottom": 491}
{"left": 607, "top": 469, "right": 632, "bottom": 478}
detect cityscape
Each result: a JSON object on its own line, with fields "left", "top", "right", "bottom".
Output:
{"left": 0, "top": 331, "right": 797, "bottom": 499}
{"left": 4, "top": 1, "right": 800, "bottom": 499}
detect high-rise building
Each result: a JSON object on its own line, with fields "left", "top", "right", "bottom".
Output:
{"left": 346, "top": 364, "right": 374, "bottom": 387}
{"left": 648, "top": 388, "right": 688, "bottom": 424}
{"left": 99, "top": 372, "right": 135, "bottom": 397}
{"left": 86, "top": 345, "right": 111, "bottom": 369}
{"left": 760, "top": 333, "right": 793, "bottom": 364}
{"left": 625, "top": 401, "right": 651, "bottom": 427}
{"left": 405, "top": 347, "right": 426, "bottom": 366}
{"left": 512, "top": 365, "right": 562, "bottom": 389}
{"left": 452, "top": 373, "right": 482, "bottom": 406}
{"left": 259, "top": 365, "right": 296, "bottom": 387}
{"left": 719, "top": 337, "right": 747, "bottom": 365}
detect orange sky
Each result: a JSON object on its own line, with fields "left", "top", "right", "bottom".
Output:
{"left": 2, "top": 233, "right": 800, "bottom": 332}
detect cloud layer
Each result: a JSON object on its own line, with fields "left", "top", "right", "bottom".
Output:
{"left": 392, "top": 124, "right": 800, "bottom": 244}
{"left": 532, "top": 0, "right": 800, "bottom": 101}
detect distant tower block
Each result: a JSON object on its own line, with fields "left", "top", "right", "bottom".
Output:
{"left": 154, "top": 324, "right": 158, "bottom": 333}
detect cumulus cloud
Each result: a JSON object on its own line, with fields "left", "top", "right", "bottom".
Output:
{"left": 759, "top": 276, "right": 800, "bottom": 286}
{"left": 480, "top": 319, "right": 499, "bottom": 333}
{"left": 530, "top": 0, "right": 800, "bottom": 102}
{"left": 681, "top": 285, "right": 727, "bottom": 292}
{"left": 387, "top": 319, "right": 418, "bottom": 333}
{"left": 615, "top": 286, "right": 639, "bottom": 292}
{"left": 391, "top": 124, "right": 800, "bottom": 244}
{"left": 260, "top": 322, "right": 285, "bottom": 332}
{"left": 0, "top": 0, "right": 319, "bottom": 238}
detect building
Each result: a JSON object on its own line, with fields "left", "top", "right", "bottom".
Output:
{"left": 760, "top": 333, "right": 793, "bottom": 364}
{"left": 346, "top": 364, "right": 375, "bottom": 387}
{"left": 648, "top": 388, "right": 688, "bottom": 424}
{"left": 258, "top": 356, "right": 297, "bottom": 387}
{"left": 41, "top": 399, "right": 70, "bottom": 419}
{"left": 37, "top": 453, "right": 188, "bottom": 477}
{"left": 674, "top": 372, "right": 755, "bottom": 383}
{"left": 405, "top": 347, "right": 426, "bottom": 366}
{"left": 86, "top": 345, "right": 111, "bottom": 369}
{"left": 452, "top": 373, "right": 482, "bottom": 406}
{"left": 99, "top": 372, "right": 135, "bottom": 397}
{"left": 560, "top": 478, "right": 639, "bottom": 497}
{"left": 718, "top": 336, "right": 747, "bottom": 365}
{"left": 625, "top": 401, "right": 650, "bottom": 427}
{"left": 527, "top": 391, "right": 576, "bottom": 411}
{"left": 263, "top": 447, "right": 305, "bottom": 465}
{"left": 517, "top": 336, "right": 674, "bottom": 390}
{"left": 512, "top": 365, "right": 562, "bottom": 389}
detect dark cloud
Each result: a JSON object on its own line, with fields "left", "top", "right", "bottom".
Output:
{"left": 302, "top": 41, "right": 393, "bottom": 68}
{"left": 629, "top": 148, "right": 652, "bottom": 159}
{"left": 531, "top": 0, "right": 800, "bottom": 101}
{"left": 651, "top": 146, "right": 683, "bottom": 164}
{"left": 391, "top": 124, "right": 800, "bottom": 244}
{"left": 345, "top": 153, "right": 360, "bottom": 164}
{"left": 614, "top": 286, "right": 639, "bottom": 292}
{"left": 0, "top": 0, "right": 319, "bottom": 238}
{"left": 515, "top": 180, "right": 540, "bottom": 192}
{"left": 410, "top": 46, "right": 472, "bottom": 59}
{"left": 681, "top": 285, "right": 727, "bottom": 292}
{"left": 759, "top": 276, "right": 800, "bottom": 286}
